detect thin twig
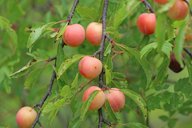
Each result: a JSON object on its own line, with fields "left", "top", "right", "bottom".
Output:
{"left": 32, "top": 0, "right": 80, "bottom": 127}
{"left": 97, "top": 0, "right": 110, "bottom": 128}
{"left": 184, "top": 0, "right": 192, "bottom": 16}
{"left": 67, "top": 0, "right": 79, "bottom": 25}
{"left": 32, "top": 70, "right": 56, "bottom": 128}
{"left": 184, "top": 48, "right": 192, "bottom": 59}
{"left": 140, "top": 0, "right": 154, "bottom": 13}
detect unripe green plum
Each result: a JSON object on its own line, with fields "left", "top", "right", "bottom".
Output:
{"left": 79, "top": 56, "right": 102, "bottom": 79}
{"left": 86, "top": 22, "right": 102, "bottom": 45}
{"left": 16, "top": 106, "right": 37, "bottom": 128}
{"left": 82, "top": 86, "right": 106, "bottom": 110}
{"left": 167, "top": 0, "right": 189, "bottom": 20}
{"left": 105, "top": 88, "right": 125, "bottom": 112}
{"left": 137, "top": 13, "right": 156, "bottom": 35}
{"left": 63, "top": 24, "right": 85, "bottom": 47}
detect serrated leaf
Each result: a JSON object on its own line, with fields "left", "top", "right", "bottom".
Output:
{"left": 121, "top": 89, "right": 147, "bottom": 122}
{"left": 27, "top": 22, "right": 56, "bottom": 51}
{"left": 186, "top": 57, "right": 192, "bottom": 83}
{"left": 80, "top": 91, "right": 98, "bottom": 120}
{"left": 161, "top": 42, "right": 173, "bottom": 57}
{"left": 104, "top": 43, "right": 112, "bottom": 56}
{"left": 140, "top": 43, "right": 157, "bottom": 58}
{"left": 57, "top": 54, "right": 84, "bottom": 79}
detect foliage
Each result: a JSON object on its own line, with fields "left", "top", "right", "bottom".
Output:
{"left": 0, "top": 0, "right": 192, "bottom": 128}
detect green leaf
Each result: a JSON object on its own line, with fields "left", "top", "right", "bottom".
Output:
{"left": 43, "top": 86, "right": 72, "bottom": 117}
{"left": 152, "top": 56, "right": 169, "bottom": 85}
{"left": 104, "top": 43, "right": 112, "bottom": 56}
{"left": 77, "top": 6, "right": 99, "bottom": 21}
{"left": 0, "top": 16, "right": 17, "bottom": 47}
{"left": 56, "top": 23, "right": 67, "bottom": 41}
{"left": 161, "top": 41, "right": 173, "bottom": 57}
{"left": 56, "top": 43, "right": 65, "bottom": 70}
{"left": 159, "top": 115, "right": 169, "bottom": 121}
{"left": 112, "top": 2, "right": 127, "bottom": 29}
{"left": 105, "top": 64, "right": 112, "bottom": 85}
{"left": 186, "top": 58, "right": 192, "bottom": 83}
{"left": 57, "top": 54, "right": 84, "bottom": 79}
{"left": 27, "top": 22, "right": 56, "bottom": 51}
{"left": 168, "top": 118, "right": 177, "bottom": 128}
{"left": 156, "top": 14, "right": 167, "bottom": 50}
{"left": 173, "top": 21, "right": 187, "bottom": 67}
{"left": 116, "top": 43, "right": 152, "bottom": 85}
{"left": 24, "top": 68, "right": 43, "bottom": 89}
{"left": 60, "top": 85, "right": 72, "bottom": 97}
{"left": 115, "top": 122, "right": 148, "bottom": 128}
{"left": 71, "top": 73, "right": 79, "bottom": 90}
{"left": 121, "top": 89, "right": 147, "bottom": 121}
{"left": 9, "top": 60, "right": 36, "bottom": 78}
{"left": 105, "top": 100, "right": 118, "bottom": 122}
{"left": 80, "top": 90, "right": 98, "bottom": 120}
{"left": 140, "top": 43, "right": 157, "bottom": 58}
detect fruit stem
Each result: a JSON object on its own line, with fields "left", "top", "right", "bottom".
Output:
{"left": 67, "top": 0, "right": 79, "bottom": 25}
{"left": 184, "top": 48, "right": 192, "bottom": 59}
{"left": 141, "top": 0, "right": 154, "bottom": 13}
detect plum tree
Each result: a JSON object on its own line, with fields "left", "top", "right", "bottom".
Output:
{"left": 154, "top": 0, "right": 168, "bottom": 4}
{"left": 136, "top": 13, "right": 156, "bottom": 35}
{"left": 16, "top": 106, "right": 37, "bottom": 128}
{"left": 86, "top": 22, "right": 102, "bottom": 45}
{"left": 82, "top": 86, "right": 106, "bottom": 110}
{"left": 79, "top": 56, "right": 102, "bottom": 79}
{"left": 63, "top": 24, "right": 85, "bottom": 47}
{"left": 167, "top": 0, "right": 189, "bottom": 20}
{"left": 105, "top": 88, "right": 125, "bottom": 112}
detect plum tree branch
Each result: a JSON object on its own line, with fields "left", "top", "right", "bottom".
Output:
{"left": 184, "top": 48, "right": 192, "bottom": 59}
{"left": 140, "top": 0, "right": 154, "bottom": 13}
{"left": 67, "top": 0, "right": 79, "bottom": 25}
{"left": 184, "top": 0, "right": 192, "bottom": 16}
{"left": 31, "top": 0, "right": 80, "bottom": 127}
{"left": 97, "top": 0, "right": 111, "bottom": 128}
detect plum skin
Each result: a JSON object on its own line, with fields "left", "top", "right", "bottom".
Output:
{"left": 63, "top": 24, "right": 85, "bottom": 47}
{"left": 78, "top": 56, "right": 102, "bottom": 79}
{"left": 82, "top": 86, "right": 106, "bottom": 110}
{"left": 16, "top": 106, "right": 37, "bottom": 128}
{"left": 137, "top": 13, "right": 156, "bottom": 35}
